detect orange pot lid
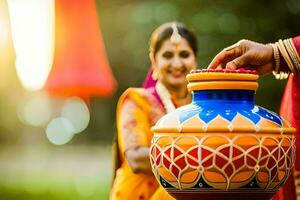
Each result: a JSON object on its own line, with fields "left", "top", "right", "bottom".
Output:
{"left": 187, "top": 69, "right": 259, "bottom": 91}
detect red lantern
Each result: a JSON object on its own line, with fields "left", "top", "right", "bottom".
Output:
{"left": 45, "top": 0, "right": 116, "bottom": 99}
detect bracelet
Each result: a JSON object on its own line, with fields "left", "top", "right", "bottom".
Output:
{"left": 271, "top": 42, "right": 289, "bottom": 79}
{"left": 270, "top": 43, "right": 280, "bottom": 73}
{"left": 271, "top": 38, "right": 300, "bottom": 79}
{"left": 277, "top": 40, "right": 296, "bottom": 74}
{"left": 290, "top": 38, "right": 300, "bottom": 66}
{"left": 285, "top": 39, "right": 300, "bottom": 73}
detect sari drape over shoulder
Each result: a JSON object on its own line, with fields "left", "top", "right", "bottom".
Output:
{"left": 110, "top": 87, "right": 174, "bottom": 200}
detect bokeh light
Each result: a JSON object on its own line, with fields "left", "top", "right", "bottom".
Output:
{"left": 46, "top": 117, "right": 74, "bottom": 145}
{"left": 17, "top": 94, "right": 52, "bottom": 127}
{"left": 7, "top": 0, "right": 54, "bottom": 91}
{"left": 61, "top": 97, "right": 90, "bottom": 134}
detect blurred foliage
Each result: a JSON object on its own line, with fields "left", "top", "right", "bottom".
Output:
{"left": 94, "top": 0, "right": 300, "bottom": 143}
{"left": 0, "top": 145, "right": 112, "bottom": 200}
{"left": 0, "top": 176, "right": 109, "bottom": 200}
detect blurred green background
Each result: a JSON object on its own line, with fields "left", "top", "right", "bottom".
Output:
{"left": 0, "top": 0, "right": 300, "bottom": 199}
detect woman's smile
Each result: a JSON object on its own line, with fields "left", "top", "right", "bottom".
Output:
{"left": 168, "top": 68, "right": 187, "bottom": 78}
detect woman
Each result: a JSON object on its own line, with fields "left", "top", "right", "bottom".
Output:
{"left": 208, "top": 37, "right": 300, "bottom": 200}
{"left": 110, "top": 22, "right": 198, "bottom": 200}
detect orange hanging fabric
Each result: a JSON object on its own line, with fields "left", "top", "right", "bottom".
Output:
{"left": 45, "top": 0, "right": 116, "bottom": 98}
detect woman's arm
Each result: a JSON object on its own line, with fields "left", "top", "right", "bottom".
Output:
{"left": 208, "top": 37, "right": 300, "bottom": 76}
{"left": 119, "top": 96, "right": 153, "bottom": 174}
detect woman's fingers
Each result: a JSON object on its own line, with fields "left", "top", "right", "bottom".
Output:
{"left": 225, "top": 52, "right": 251, "bottom": 70}
{"left": 208, "top": 44, "right": 243, "bottom": 69}
{"left": 207, "top": 39, "right": 275, "bottom": 76}
{"left": 208, "top": 51, "right": 225, "bottom": 68}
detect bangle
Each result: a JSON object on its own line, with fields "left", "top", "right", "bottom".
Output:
{"left": 285, "top": 39, "right": 300, "bottom": 73}
{"left": 277, "top": 39, "right": 296, "bottom": 74}
{"left": 270, "top": 43, "right": 280, "bottom": 73}
{"left": 271, "top": 42, "right": 289, "bottom": 79}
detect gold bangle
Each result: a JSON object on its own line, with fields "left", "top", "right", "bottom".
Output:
{"left": 271, "top": 42, "right": 289, "bottom": 79}
{"left": 286, "top": 39, "right": 300, "bottom": 73}
{"left": 278, "top": 40, "right": 295, "bottom": 73}
{"left": 289, "top": 39, "right": 300, "bottom": 63}
{"left": 270, "top": 43, "right": 280, "bottom": 73}
{"left": 284, "top": 39, "right": 298, "bottom": 72}
{"left": 277, "top": 40, "right": 296, "bottom": 74}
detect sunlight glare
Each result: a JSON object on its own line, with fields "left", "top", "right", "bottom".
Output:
{"left": 0, "top": 13, "right": 9, "bottom": 47}
{"left": 17, "top": 94, "right": 52, "bottom": 127}
{"left": 7, "top": 0, "right": 55, "bottom": 91}
{"left": 62, "top": 97, "right": 90, "bottom": 134}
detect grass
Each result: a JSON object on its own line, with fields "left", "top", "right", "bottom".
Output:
{"left": 0, "top": 145, "right": 112, "bottom": 200}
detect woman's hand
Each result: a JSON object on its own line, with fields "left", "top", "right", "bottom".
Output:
{"left": 125, "top": 147, "right": 153, "bottom": 174}
{"left": 208, "top": 39, "right": 275, "bottom": 76}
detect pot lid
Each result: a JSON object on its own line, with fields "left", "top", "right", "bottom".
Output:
{"left": 187, "top": 69, "right": 259, "bottom": 91}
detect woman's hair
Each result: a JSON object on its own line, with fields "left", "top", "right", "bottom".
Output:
{"left": 149, "top": 22, "right": 198, "bottom": 56}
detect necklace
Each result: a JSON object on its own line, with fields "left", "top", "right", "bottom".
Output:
{"left": 155, "top": 81, "right": 176, "bottom": 113}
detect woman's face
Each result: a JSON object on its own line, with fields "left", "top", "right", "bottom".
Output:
{"left": 153, "top": 38, "right": 196, "bottom": 88}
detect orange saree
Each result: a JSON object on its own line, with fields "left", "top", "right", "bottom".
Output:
{"left": 110, "top": 87, "right": 174, "bottom": 200}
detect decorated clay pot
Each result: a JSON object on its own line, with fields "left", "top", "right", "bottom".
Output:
{"left": 150, "top": 69, "right": 296, "bottom": 200}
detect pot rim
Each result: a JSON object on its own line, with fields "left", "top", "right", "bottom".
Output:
{"left": 187, "top": 72, "right": 259, "bottom": 82}
{"left": 187, "top": 72, "right": 259, "bottom": 91}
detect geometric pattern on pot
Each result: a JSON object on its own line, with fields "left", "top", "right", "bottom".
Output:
{"left": 154, "top": 105, "right": 293, "bottom": 133}
{"left": 150, "top": 134, "right": 295, "bottom": 191}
